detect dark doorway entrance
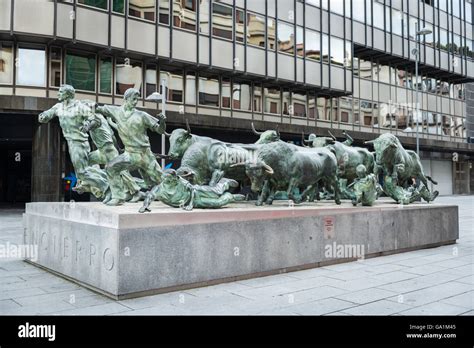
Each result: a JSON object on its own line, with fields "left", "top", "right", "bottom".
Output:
{"left": 0, "top": 143, "right": 32, "bottom": 203}
{"left": 0, "top": 113, "right": 35, "bottom": 204}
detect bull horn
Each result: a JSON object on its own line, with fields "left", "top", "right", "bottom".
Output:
{"left": 262, "top": 161, "right": 274, "bottom": 175}
{"left": 251, "top": 122, "right": 263, "bottom": 135}
{"left": 164, "top": 131, "right": 171, "bottom": 137}
{"left": 179, "top": 171, "right": 193, "bottom": 177}
{"left": 328, "top": 130, "right": 337, "bottom": 141}
{"left": 364, "top": 140, "right": 375, "bottom": 145}
{"left": 185, "top": 119, "right": 192, "bottom": 134}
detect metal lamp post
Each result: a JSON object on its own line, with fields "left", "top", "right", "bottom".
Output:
{"left": 412, "top": 22, "right": 432, "bottom": 155}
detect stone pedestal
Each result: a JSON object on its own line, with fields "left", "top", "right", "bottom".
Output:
{"left": 23, "top": 201, "right": 459, "bottom": 299}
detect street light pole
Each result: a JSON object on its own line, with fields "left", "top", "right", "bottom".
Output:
{"left": 412, "top": 22, "right": 432, "bottom": 156}
{"left": 415, "top": 21, "right": 420, "bottom": 156}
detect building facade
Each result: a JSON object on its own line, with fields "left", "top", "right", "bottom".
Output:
{"left": 0, "top": 0, "right": 473, "bottom": 202}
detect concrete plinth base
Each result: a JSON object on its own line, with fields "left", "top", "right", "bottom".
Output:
{"left": 23, "top": 201, "right": 458, "bottom": 299}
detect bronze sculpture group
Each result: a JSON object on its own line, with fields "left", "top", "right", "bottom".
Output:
{"left": 39, "top": 85, "right": 439, "bottom": 211}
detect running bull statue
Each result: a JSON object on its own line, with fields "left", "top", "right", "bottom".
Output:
{"left": 364, "top": 133, "right": 439, "bottom": 203}
{"left": 232, "top": 141, "right": 341, "bottom": 206}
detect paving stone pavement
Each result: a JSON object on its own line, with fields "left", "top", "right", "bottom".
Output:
{"left": 0, "top": 196, "right": 472, "bottom": 315}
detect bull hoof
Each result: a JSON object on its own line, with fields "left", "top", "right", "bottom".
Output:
{"left": 265, "top": 200, "right": 273, "bottom": 205}
{"left": 256, "top": 201, "right": 263, "bottom": 206}
{"left": 335, "top": 200, "right": 341, "bottom": 205}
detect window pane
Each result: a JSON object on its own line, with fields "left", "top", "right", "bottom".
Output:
{"left": 392, "top": 9, "right": 402, "bottom": 36}
{"left": 232, "top": 81, "right": 251, "bottom": 110}
{"left": 254, "top": 85, "right": 262, "bottom": 112}
{"left": 113, "top": 0, "right": 124, "bottom": 14}
{"left": 145, "top": 64, "right": 156, "bottom": 97}
{"left": 198, "top": 75, "right": 219, "bottom": 106}
{"left": 15, "top": 48, "right": 46, "bottom": 87}
{"left": 330, "top": 0, "right": 344, "bottom": 15}
{"left": 330, "top": 37, "right": 344, "bottom": 66}
{"left": 292, "top": 92, "right": 307, "bottom": 117}
{"left": 50, "top": 47, "right": 62, "bottom": 87}
{"left": 213, "top": 3, "right": 233, "bottom": 40}
{"left": 160, "top": 68, "right": 183, "bottom": 102}
{"left": 278, "top": 22, "right": 294, "bottom": 55}
{"left": 296, "top": 26, "right": 304, "bottom": 57}
{"left": 322, "top": 34, "right": 329, "bottom": 63}
{"left": 264, "top": 87, "right": 280, "bottom": 114}
{"left": 222, "top": 78, "right": 231, "bottom": 108}
{"left": 308, "top": 95, "right": 316, "bottom": 119}
{"left": 159, "top": 0, "right": 170, "bottom": 24}
{"left": 373, "top": 2, "right": 384, "bottom": 29}
{"left": 235, "top": 9, "right": 245, "bottom": 43}
{"left": 99, "top": 57, "right": 112, "bottom": 94}
{"left": 78, "top": 0, "right": 107, "bottom": 9}
{"left": 129, "top": 0, "right": 155, "bottom": 22}
{"left": 282, "top": 90, "right": 290, "bottom": 115}
{"left": 267, "top": 18, "right": 276, "bottom": 50}
{"left": 174, "top": 0, "right": 197, "bottom": 31}
{"left": 199, "top": 0, "right": 209, "bottom": 34}
{"left": 353, "top": 0, "right": 365, "bottom": 22}
{"left": 116, "top": 59, "right": 142, "bottom": 95}
{"left": 305, "top": 29, "right": 320, "bottom": 61}
{"left": 186, "top": 72, "right": 196, "bottom": 104}
{"left": 0, "top": 45, "right": 13, "bottom": 84}
{"left": 65, "top": 51, "right": 96, "bottom": 92}
{"left": 247, "top": 13, "right": 266, "bottom": 48}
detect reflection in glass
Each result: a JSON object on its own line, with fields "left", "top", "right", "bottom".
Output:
{"left": 292, "top": 92, "right": 307, "bottom": 117}
{"left": 116, "top": 59, "right": 142, "bottom": 95}
{"left": 267, "top": 18, "right": 276, "bottom": 50}
{"left": 160, "top": 68, "right": 183, "bottom": 102}
{"left": 296, "top": 27, "right": 304, "bottom": 57}
{"left": 0, "top": 46, "right": 13, "bottom": 84}
{"left": 16, "top": 48, "right": 46, "bottom": 87}
{"left": 254, "top": 85, "right": 262, "bottom": 112}
{"left": 222, "top": 78, "right": 231, "bottom": 108}
{"left": 145, "top": 64, "right": 157, "bottom": 97}
{"left": 65, "top": 51, "right": 96, "bottom": 92}
{"left": 78, "top": 0, "right": 107, "bottom": 10}
{"left": 212, "top": 3, "right": 233, "bottom": 39}
{"left": 174, "top": 0, "right": 197, "bottom": 31}
{"left": 186, "top": 72, "right": 196, "bottom": 104}
{"left": 235, "top": 9, "right": 245, "bottom": 43}
{"left": 129, "top": 0, "right": 155, "bottom": 21}
{"left": 199, "top": 0, "right": 209, "bottom": 34}
{"left": 308, "top": 95, "right": 316, "bottom": 119}
{"left": 99, "top": 57, "right": 112, "bottom": 94}
{"left": 305, "top": 30, "right": 320, "bottom": 61}
{"left": 113, "top": 0, "right": 125, "bottom": 14}
{"left": 50, "top": 47, "right": 62, "bottom": 87}
{"left": 278, "top": 22, "right": 295, "bottom": 55}
{"left": 198, "top": 75, "right": 219, "bottom": 106}
{"left": 232, "top": 81, "right": 251, "bottom": 110}
{"left": 159, "top": 0, "right": 170, "bottom": 24}
{"left": 330, "top": 36, "right": 344, "bottom": 66}
{"left": 264, "top": 87, "right": 281, "bottom": 114}
{"left": 247, "top": 13, "right": 266, "bottom": 48}
{"left": 282, "top": 90, "right": 290, "bottom": 115}
{"left": 322, "top": 34, "right": 329, "bottom": 63}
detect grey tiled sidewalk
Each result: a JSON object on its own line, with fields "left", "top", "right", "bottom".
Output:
{"left": 0, "top": 196, "right": 472, "bottom": 315}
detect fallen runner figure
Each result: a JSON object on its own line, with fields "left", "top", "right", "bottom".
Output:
{"left": 139, "top": 169, "right": 245, "bottom": 212}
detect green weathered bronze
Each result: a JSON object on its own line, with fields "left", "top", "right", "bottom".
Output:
{"left": 348, "top": 164, "right": 383, "bottom": 206}
{"left": 38, "top": 85, "right": 109, "bottom": 199}
{"left": 139, "top": 169, "right": 245, "bottom": 212}
{"left": 365, "top": 133, "right": 439, "bottom": 203}
{"left": 96, "top": 88, "right": 166, "bottom": 206}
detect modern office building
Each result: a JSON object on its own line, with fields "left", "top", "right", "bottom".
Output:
{"left": 0, "top": 0, "right": 473, "bottom": 203}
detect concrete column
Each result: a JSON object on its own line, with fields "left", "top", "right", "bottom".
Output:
{"left": 31, "top": 120, "right": 64, "bottom": 202}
